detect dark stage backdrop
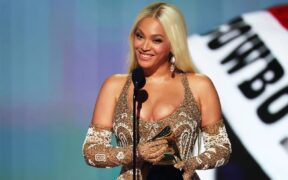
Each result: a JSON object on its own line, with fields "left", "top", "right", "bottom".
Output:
{"left": 1, "top": 0, "right": 287, "bottom": 179}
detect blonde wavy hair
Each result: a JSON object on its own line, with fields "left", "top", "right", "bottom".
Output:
{"left": 127, "top": 2, "right": 195, "bottom": 73}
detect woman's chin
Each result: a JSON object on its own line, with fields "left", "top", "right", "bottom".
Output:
{"left": 137, "top": 61, "right": 153, "bottom": 69}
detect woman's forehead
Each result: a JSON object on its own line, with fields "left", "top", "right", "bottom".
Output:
{"left": 136, "top": 17, "right": 166, "bottom": 37}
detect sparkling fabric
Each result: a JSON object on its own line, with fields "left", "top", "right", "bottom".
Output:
{"left": 115, "top": 73, "right": 210, "bottom": 179}
{"left": 82, "top": 124, "right": 133, "bottom": 168}
{"left": 83, "top": 73, "right": 231, "bottom": 179}
{"left": 183, "top": 120, "right": 231, "bottom": 174}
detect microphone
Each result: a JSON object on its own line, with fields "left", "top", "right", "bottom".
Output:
{"left": 131, "top": 67, "right": 145, "bottom": 180}
{"left": 132, "top": 68, "right": 146, "bottom": 90}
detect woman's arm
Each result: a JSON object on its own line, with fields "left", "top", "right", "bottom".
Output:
{"left": 82, "top": 75, "right": 134, "bottom": 168}
{"left": 175, "top": 74, "right": 232, "bottom": 179}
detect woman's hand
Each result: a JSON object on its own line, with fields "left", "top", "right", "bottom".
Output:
{"left": 137, "top": 139, "right": 168, "bottom": 164}
{"left": 174, "top": 160, "right": 196, "bottom": 180}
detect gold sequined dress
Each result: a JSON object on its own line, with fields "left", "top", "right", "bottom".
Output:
{"left": 83, "top": 73, "right": 231, "bottom": 180}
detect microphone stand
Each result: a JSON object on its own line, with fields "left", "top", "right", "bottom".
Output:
{"left": 133, "top": 89, "right": 139, "bottom": 180}
{"left": 131, "top": 67, "right": 145, "bottom": 180}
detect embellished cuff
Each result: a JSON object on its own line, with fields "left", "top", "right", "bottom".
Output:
{"left": 185, "top": 119, "right": 231, "bottom": 171}
{"left": 82, "top": 124, "right": 133, "bottom": 168}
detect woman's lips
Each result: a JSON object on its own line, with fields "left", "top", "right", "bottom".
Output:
{"left": 138, "top": 51, "right": 154, "bottom": 60}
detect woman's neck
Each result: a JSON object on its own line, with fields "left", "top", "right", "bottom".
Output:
{"left": 143, "top": 62, "right": 172, "bottom": 82}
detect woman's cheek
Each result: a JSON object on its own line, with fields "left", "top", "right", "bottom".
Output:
{"left": 133, "top": 39, "right": 142, "bottom": 49}
{"left": 154, "top": 44, "right": 170, "bottom": 54}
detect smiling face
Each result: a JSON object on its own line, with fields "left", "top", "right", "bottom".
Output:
{"left": 133, "top": 17, "right": 171, "bottom": 72}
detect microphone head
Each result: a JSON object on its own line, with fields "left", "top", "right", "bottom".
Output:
{"left": 132, "top": 68, "right": 146, "bottom": 90}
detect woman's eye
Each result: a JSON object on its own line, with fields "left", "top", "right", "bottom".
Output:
{"left": 135, "top": 33, "right": 143, "bottom": 39}
{"left": 153, "top": 39, "right": 163, "bottom": 43}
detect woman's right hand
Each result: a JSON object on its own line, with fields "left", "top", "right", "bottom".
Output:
{"left": 137, "top": 139, "right": 168, "bottom": 164}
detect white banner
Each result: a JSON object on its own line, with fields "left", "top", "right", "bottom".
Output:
{"left": 188, "top": 6, "right": 288, "bottom": 180}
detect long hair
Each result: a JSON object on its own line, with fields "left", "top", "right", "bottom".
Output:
{"left": 127, "top": 2, "right": 196, "bottom": 73}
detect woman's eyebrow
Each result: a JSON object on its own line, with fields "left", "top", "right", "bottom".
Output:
{"left": 135, "top": 28, "right": 164, "bottom": 38}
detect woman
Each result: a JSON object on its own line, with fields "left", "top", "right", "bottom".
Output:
{"left": 83, "top": 2, "right": 231, "bottom": 180}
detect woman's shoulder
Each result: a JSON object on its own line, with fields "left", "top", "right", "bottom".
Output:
{"left": 100, "top": 74, "right": 129, "bottom": 93}
{"left": 104, "top": 74, "right": 129, "bottom": 85}
{"left": 185, "top": 72, "right": 215, "bottom": 89}
{"left": 184, "top": 72, "right": 218, "bottom": 100}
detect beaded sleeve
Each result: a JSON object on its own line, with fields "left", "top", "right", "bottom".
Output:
{"left": 185, "top": 119, "right": 232, "bottom": 171}
{"left": 82, "top": 124, "right": 133, "bottom": 168}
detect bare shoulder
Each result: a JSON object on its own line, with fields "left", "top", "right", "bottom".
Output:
{"left": 185, "top": 73, "right": 215, "bottom": 91}
{"left": 103, "top": 74, "right": 129, "bottom": 86}
{"left": 91, "top": 74, "right": 129, "bottom": 126}
{"left": 186, "top": 73, "right": 222, "bottom": 126}
{"left": 101, "top": 74, "right": 129, "bottom": 99}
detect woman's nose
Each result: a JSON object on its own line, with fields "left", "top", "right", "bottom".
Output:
{"left": 141, "top": 40, "right": 151, "bottom": 51}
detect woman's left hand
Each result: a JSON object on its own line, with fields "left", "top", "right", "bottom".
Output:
{"left": 174, "top": 160, "right": 195, "bottom": 180}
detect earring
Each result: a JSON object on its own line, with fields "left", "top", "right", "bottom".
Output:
{"left": 170, "top": 56, "right": 176, "bottom": 73}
